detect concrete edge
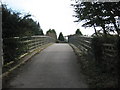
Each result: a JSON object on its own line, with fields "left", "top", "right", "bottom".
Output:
{"left": 0, "top": 43, "right": 54, "bottom": 79}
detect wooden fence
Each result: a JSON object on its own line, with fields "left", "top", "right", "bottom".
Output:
{"left": 102, "top": 43, "right": 118, "bottom": 60}
{"left": 68, "top": 35, "right": 93, "bottom": 55}
{"left": 68, "top": 35, "right": 119, "bottom": 61}
{"left": 3, "top": 35, "right": 56, "bottom": 68}
{"left": 21, "top": 36, "right": 55, "bottom": 52}
{"left": 68, "top": 35, "right": 119, "bottom": 87}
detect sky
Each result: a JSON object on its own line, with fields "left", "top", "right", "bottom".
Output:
{"left": 2, "top": 0, "right": 95, "bottom": 37}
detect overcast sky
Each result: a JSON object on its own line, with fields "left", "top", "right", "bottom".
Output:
{"left": 2, "top": 0, "right": 95, "bottom": 36}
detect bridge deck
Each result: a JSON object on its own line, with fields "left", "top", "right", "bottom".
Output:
{"left": 4, "top": 43, "right": 88, "bottom": 88}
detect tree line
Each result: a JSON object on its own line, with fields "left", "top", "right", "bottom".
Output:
{"left": 71, "top": 1, "right": 120, "bottom": 36}
{"left": 2, "top": 4, "right": 44, "bottom": 39}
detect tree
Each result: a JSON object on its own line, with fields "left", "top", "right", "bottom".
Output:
{"left": 75, "top": 29, "right": 82, "bottom": 35}
{"left": 39, "top": 29, "right": 44, "bottom": 35}
{"left": 2, "top": 4, "right": 21, "bottom": 38}
{"left": 37, "top": 22, "right": 44, "bottom": 35}
{"left": 72, "top": 1, "right": 120, "bottom": 36}
{"left": 2, "top": 4, "right": 44, "bottom": 38}
{"left": 46, "top": 29, "right": 57, "bottom": 40}
{"left": 58, "top": 32, "right": 64, "bottom": 41}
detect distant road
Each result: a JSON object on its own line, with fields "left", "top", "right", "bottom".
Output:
{"left": 5, "top": 43, "right": 88, "bottom": 88}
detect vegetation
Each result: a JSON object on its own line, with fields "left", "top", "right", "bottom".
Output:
{"left": 91, "top": 36, "right": 119, "bottom": 88}
{"left": 2, "top": 4, "right": 44, "bottom": 38}
{"left": 75, "top": 29, "right": 82, "bottom": 35}
{"left": 58, "top": 32, "right": 65, "bottom": 41}
{"left": 72, "top": 1, "right": 120, "bottom": 36}
{"left": 69, "top": 35, "right": 119, "bottom": 88}
{"left": 71, "top": 1, "right": 120, "bottom": 88}
{"left": 46, "top": 29, "right": 57, "bottom": 40}
{"left": 2, "top": 4, "right": 44, "bottom": 64}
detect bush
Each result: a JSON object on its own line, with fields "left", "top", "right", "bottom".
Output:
{"left": 79, "top": 35, "right": 119, "bottom": 88}
{"left": 3, "top": 37, "right": 28, "bottom": 64}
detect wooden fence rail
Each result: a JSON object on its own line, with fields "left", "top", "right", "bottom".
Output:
{"left": 102, "top": 43, "right": 118, "bottom": 59}
{"left": 68, "top": 35, "right": 118, "bottom": 61}
{"left": 68, "top": 35, "right": 92, "bottom": 55}
{"left": 3, "top": 35, "right": 56, "bottom": 67}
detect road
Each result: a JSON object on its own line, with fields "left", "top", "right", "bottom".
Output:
{"left": 4, "top": 43, "right": 88, "bottom": 88}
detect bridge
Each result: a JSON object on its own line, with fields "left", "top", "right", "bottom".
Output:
{"left": 1, "top": 35, "right": 119, "bottom": 88}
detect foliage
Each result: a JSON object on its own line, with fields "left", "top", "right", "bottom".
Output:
{"left": 2, "top": 4, "right": 44, "bottom": 38}
{"left": 72, "top": 1, "right": 120, "bottom": 36}
{"left": 91, "top": 35, "right": 119, "bottom": 69}
{"left": 46, "top": 29, "right": 57, "bottom": 40}
{"left": 75, "top": 29, "right": 82, "bottom": 35}
{"left": 58, "top": 32, "right": 65, "bottom": 41}
{"left": 3, "top": 37, "right": 28, "bottom": 64}
{"left": 86, "top": 36, "right": 119, "bottom": 87}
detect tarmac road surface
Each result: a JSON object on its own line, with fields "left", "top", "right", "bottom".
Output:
{"left": 5, "top": 43, "right": 88, "bottom": 88}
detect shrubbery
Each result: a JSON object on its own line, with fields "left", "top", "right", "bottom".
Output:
{"left": 80, "top": 35, "right": 119, "bottom": 88}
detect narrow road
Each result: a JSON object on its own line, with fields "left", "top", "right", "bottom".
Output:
{"left": 5, "top": 43, "right": 88, "bottom": 88}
